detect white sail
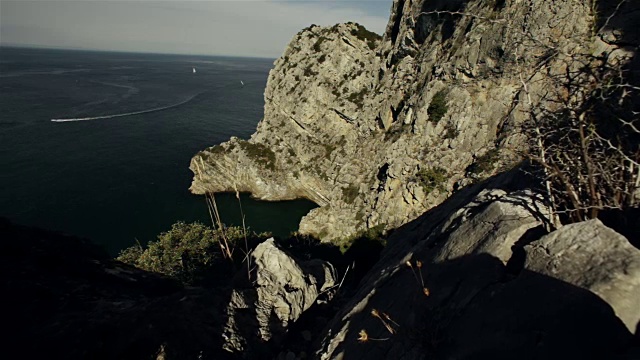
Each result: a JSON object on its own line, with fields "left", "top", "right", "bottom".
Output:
{"left": 192, "top": 67, "right": 196, "bottom": 73}
{"left": 240, "top": 80, "right": 244, "bottom": 86}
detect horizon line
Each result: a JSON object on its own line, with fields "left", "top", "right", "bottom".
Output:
{"left": 0, "top": 43, "right": 278, "bottom": 61}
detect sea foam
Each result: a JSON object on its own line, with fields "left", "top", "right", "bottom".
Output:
{"left": 51, "top": 92, "right": 202, "bottom": 122}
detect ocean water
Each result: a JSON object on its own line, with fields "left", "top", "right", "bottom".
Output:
{"left": 0, "top": 47, "right": 317, "bottom": 255}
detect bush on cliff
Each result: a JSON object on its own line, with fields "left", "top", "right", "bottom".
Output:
{"left": 348, "top": 23, "right": 382, "bottom": 50}
{"left": 118, "top": 222, "right": 268, "bottom": 286}
{"left": 428, "top": 89, "right": 449, "bottom": 123}
{"left": 238, "top": 141, "right": 277, "bottom": 171}
{"left": 467, "top": 148, "right": 500, "bottom": 178}
{"left": 417, "top": 167, "right": 448, "bottom": 195}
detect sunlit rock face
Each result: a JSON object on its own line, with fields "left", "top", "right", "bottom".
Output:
{"left": 190, "top": 0, "right": 633, "bottom": 241}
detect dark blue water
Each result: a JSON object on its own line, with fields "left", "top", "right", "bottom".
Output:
{"left": 0, "top": 47, "right": 317, "bottom": 255}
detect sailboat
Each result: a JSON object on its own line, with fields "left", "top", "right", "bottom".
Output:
{"left": 240, "top": 80, "right": 244, "bottom": 87}
{"left": 192, "top": 67, "right": 196, "bottom": 74}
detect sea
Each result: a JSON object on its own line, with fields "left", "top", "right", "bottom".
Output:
{"left": 0, "top": 47, "right": 317, "bottom": 255}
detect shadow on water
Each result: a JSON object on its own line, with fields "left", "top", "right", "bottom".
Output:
{"left": 213, "top": 192, "right": 318, "bottom": 241}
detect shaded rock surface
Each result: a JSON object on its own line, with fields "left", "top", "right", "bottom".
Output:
{"left": 223, "top": 238, "right": 337, "bottom": 355}
{"left": 525, "top": 220, "right": 640, "bottom": 333}
{"left": 314, "top": 171, "right": 640, "bottom": 359}
{"left": 189, "top": 0, "right": 638, "bottom": 241}
{"left": 0, "top": 218, "right": 230, "bottom": 360}
{"left": 1, "top": 222, "right": 335, "bottom": 360}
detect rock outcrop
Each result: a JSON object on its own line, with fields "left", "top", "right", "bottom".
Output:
{"left": 223, "top": 238, "right": 337, "bottom": 355}
{"left": 313, "top": 171, "right": 640, "bottom": 359}
{"left": 1, "top": 221, "right": 335, "bottom": 360}
{"left": 189, "top": 0, "right": 638, "bottom": 241}
{"left": 9, "top": 0, "right": 638, "bottom": 359}
{"left": 525, "top": 220, "right": 640, "bottom": 333}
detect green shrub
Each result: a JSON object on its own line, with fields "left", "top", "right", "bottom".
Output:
{"left": 196, "top": 144, "right": 226, "bottom": 161}
{"left": 417, "top": 167, "right": 448, "bottom": 195}
{"left": 334, "top": 223, "right": 386, "bottom": 254}
{"left": 301, "top": 24, "right": 318, "bottom": 33}
{"left": 467, "top": 148, "right": 500, "bottom": 177}
{"left": 349, "top": 23, "right": 382, "bottom": 50}
{"left": 342, "top": 184, "right": 359, "bottom": 204}
{"left": 238, "top": 141, "right": 277, "bottom": 171}
{"left": 207, "top": 145, "right": 225, "bottom": 154}
{"left": 323, "top": 143, "right": 336, "bottom": 156}
{"left": 428, "top": 89, "right": 449, "bottom": 123}
{"left": 117, "top": 222, "right": 264, "bottom": 285}
{"left": 313, "top": 36, "right": 329, "bottom": 52}
{"left": 304, "top": 66, "right": 319, "bottom": 77}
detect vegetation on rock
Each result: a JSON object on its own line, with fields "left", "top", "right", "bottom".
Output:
{"left": 347, "top": 87, "right": 369, "bottom": 109}
{"left": 443, "top": 122, "right": 460, "bottom": 140}
{"left": 428, "top": 89, "right": 449, "bottom": 123}
{"left": 238, "top": 141, "right": 277, "bottom": 171}
{"left": 417, "top": 167, "right": 448, "bottom": 195}
{"left": 118, "top": 222, "right": 268, "bottom": 285}
{"left": 348, "top": 23, "right": 382, "bottom": 50}
{"left": 342, "top": 184, "right": 360, "bottom": 204}
{"left": 332, "top": 223, "right": 386, "bottom": 255}
{"left": 313, "top": 36, "right": 329, "bottom": 52}
{"left": 467, "top": 148, "right": 500, "bottom": 177}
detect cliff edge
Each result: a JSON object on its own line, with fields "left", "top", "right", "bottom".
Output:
{"left": 190, "top": 0, "right": 637, "bottom": 241}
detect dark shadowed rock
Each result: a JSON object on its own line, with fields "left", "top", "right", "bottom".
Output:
{"left": 525, "top": 219, "right": 640, "bottom": 333}
{"left": 314, "top": 172, "right": 639, "bottom": 359}
{"left": 0, "top": 219, "right": 231, "bottom": 360}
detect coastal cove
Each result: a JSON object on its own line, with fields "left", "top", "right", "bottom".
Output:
{"left": 0, "top": 47, "right": 317, "bottom": 255}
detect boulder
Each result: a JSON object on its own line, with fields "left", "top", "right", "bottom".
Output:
{"left": 223, "top": 238, "right": 337, "bottom": 355}
{"left": 525, "top": 219, "right": 640, "bottom": 333}
{"left": 314, "top": 173, "right": 639, "bottom": 359}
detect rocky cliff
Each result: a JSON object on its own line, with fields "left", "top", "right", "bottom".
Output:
{"left": 313, "top": 169, "right": 640, "bottom": 359}
{"left": 189, "top": 0, "right": 636, "bottom": 241}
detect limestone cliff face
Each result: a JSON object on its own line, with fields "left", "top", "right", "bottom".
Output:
{"left": 314, "top": 170, "right": 640, "bottom": 359}
{"left": 190, "top": 0, "right": 605, "bottom": 240}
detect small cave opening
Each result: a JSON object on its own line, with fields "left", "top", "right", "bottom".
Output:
{"left": 376, "top": 163, "right": 390, "bottom": 191}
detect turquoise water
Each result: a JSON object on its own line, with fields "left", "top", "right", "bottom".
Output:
{"left": 0, "top": 47, "right": 317, "bottom": 255}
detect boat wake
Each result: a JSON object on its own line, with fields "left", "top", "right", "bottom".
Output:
{"left": 51, "top": 92, "right": 203, "bottom": 122}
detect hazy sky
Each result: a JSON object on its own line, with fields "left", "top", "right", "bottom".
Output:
{"left": 0, "top": 0, "right": 393, "bottom": 58}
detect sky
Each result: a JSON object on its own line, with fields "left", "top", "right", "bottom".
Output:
{"left": 0, "top": 0, "right": 393, "bottom": 58}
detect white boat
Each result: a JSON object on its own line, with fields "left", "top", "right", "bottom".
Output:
{"left": 240, "top": 80, "right": 244, "bottom": 86}
{"left": 192, "top": 67, "right": 196, "bottom": 74}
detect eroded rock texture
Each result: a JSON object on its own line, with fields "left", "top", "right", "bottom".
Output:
{"left": 314, "top": 171, "right": 640, "bottom": 360}
{"left": 223, "top": 238, "right": 337, "bottom": 355}
{"left": 190, "top": 0, "right": 638, "bottom": 241}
